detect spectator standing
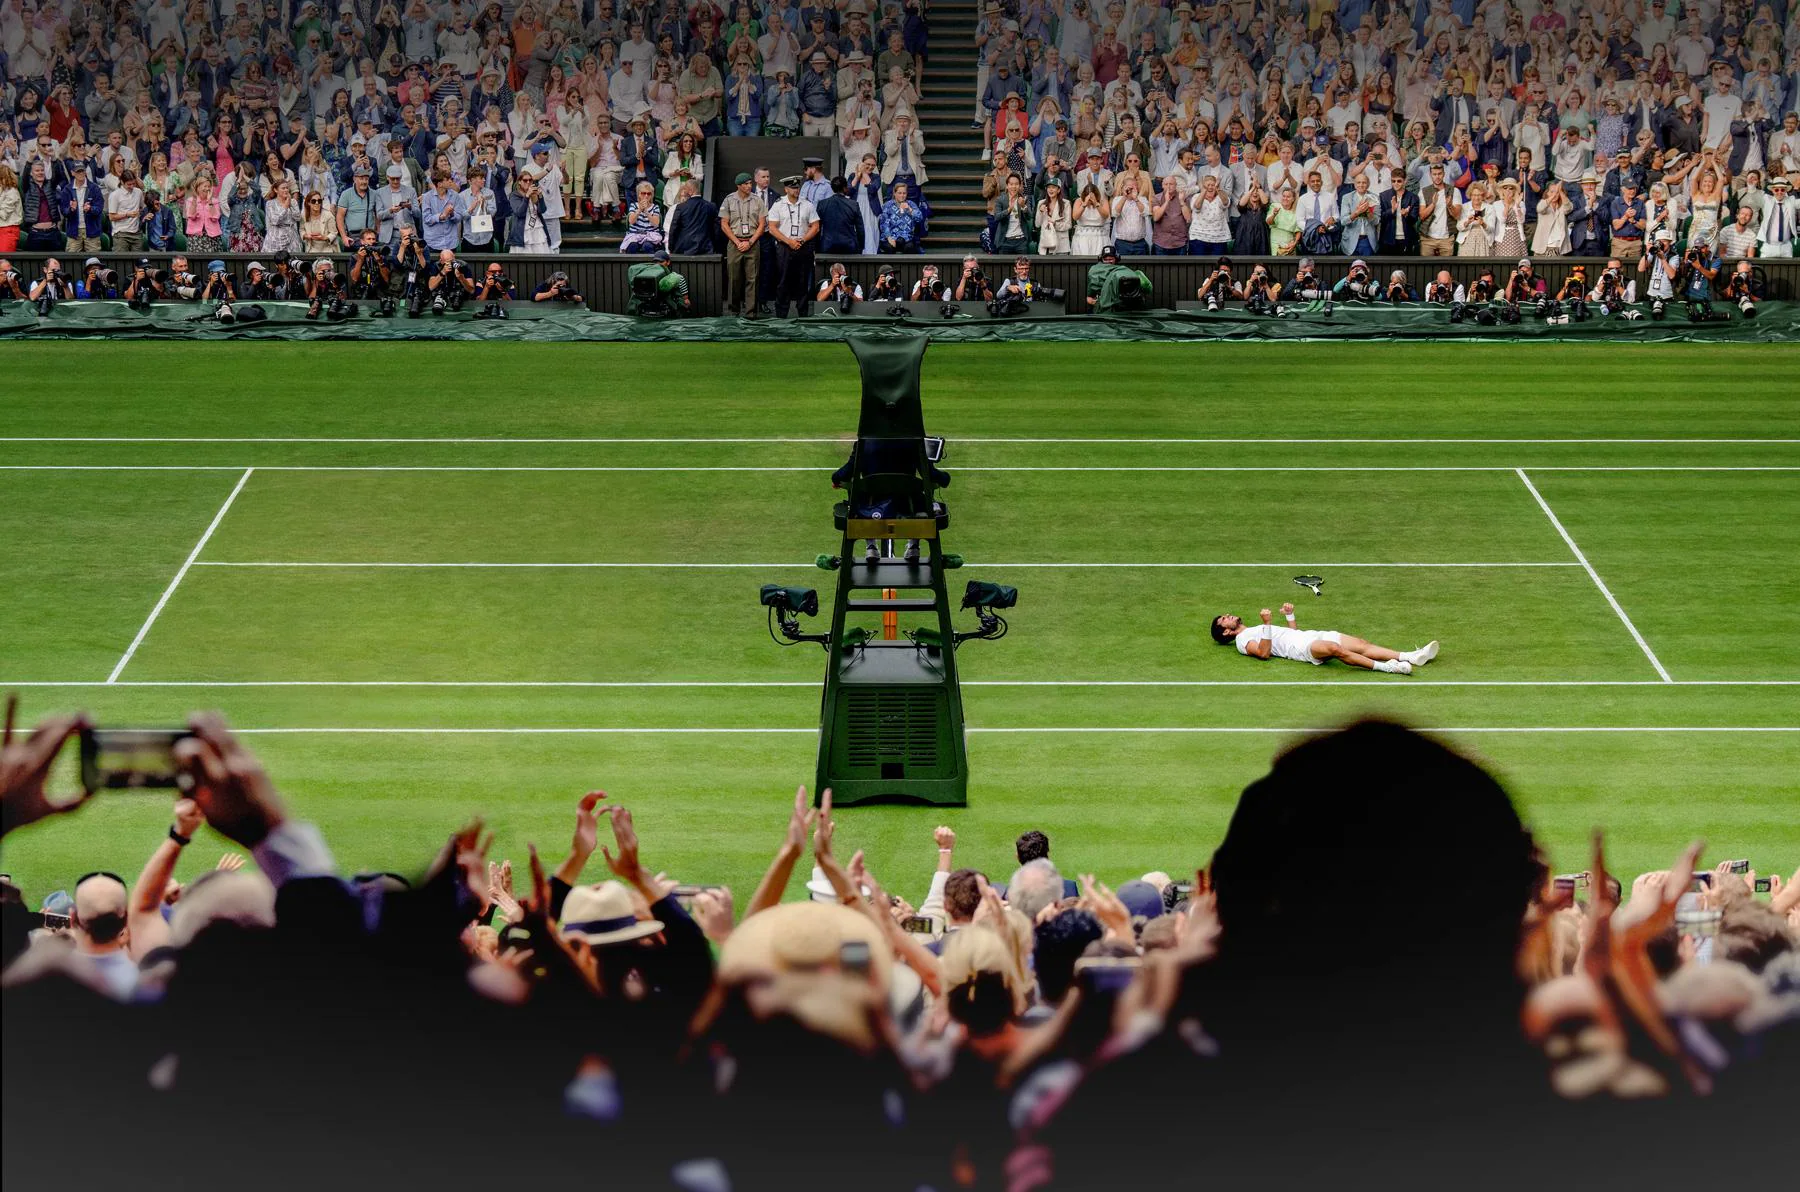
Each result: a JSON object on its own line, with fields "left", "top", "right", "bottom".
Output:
{"left": 1760, "top": 177, "right": 1797, "bottom": 257}
{"left": 420, "top": 169, "right": 467, "bottom": 252}
{"left": 1266, "top": 185, "right": 1302, "bottom": 256}
{"left": 107, "top": 170, "right": 146, "bottom": 253}
{"left": 182, "top": 173, "right": 227, "bottom": 255}
{"left": 59, "top": 160, "right": 106, "bottom": 254}
{"left": 1036, "top": 179, "right": 1073, "bottom": 253}
{"left": 461, "top": 169, "right": 499, "bottom": 252}
{"left": 0, "top": 166, "right": 21, "bottom": 253}
{"left": 1109, "top": 176, "right": 1151, "bottom": 254}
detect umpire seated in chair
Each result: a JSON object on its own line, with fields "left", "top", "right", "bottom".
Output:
{"left": 832, "top": 437, "right": 950, "bottom": 565}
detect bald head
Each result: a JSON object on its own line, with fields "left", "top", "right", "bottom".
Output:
{"left": 74, "top": 873, "right": 128, "bottom": 948}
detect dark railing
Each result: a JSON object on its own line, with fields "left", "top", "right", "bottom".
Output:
{"left": 7, "top": 252, "right": 1795, "bottom": 318}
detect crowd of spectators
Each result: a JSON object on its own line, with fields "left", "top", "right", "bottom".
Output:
{"left": 2, "top": 712, "right": 1795, "bottom": 1186}
{"left": 0, "top": 0, "right": 931, "bottom": 261}
{"left": 973, "top": 0, "right": 1800, "bottom": 258}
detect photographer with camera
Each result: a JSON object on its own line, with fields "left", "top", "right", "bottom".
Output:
{"left": 1504, "top": 258, "right": 1547, "bottom": 305}
{"left": 1384, "top": 270, "right": 1418, "bottom": 303}
{"left": 270, "top": 259, "right": 309, "bottom": 301}
{"left": 1720, "top": 261, "right": 1762, "bottom": 318}
{"left": 910, "top": 263, "right": 949, "bottom": 302}
{"left": 1242, "top": 263, "right": 1284, "bottom": 314}
{"left": 475, "top": 263, "right": 518, "bottom": 302}
{"left": 1423, "top": 270, "right": 1457, "bottom": 305}
{"left": 1197, "top": 256, "right": 1245, "bottom": 311}
{"left": 991, "top": 256, "right": 1064, "bottom": 314}
{"left": 1287, "top": 256, "right": 1328, "bottom": 301}
{"left": 75, "top": 256, "right": 119, "bottom": 299}
{"left": 1331, "top": 258, "right": 1382, "bottom": 303}
{"left": 241, "top": 262, "right": 280, "bottom": 301}
{"left": 1589, "top": 258, "right": 1635, "bottom": 315}
{"left": 392, "top": 227, "right": 432, "bottom": 316}
{"left": 533, "top": 270, "right": 587, "bottom": 305}
{"left": 0, "top": 260, "right": 29, "bottom": 304}
{"left": 1555, "top": 265, "right": 1592, "bottom": 320}
{"left": 869, "top": 263, "right": 903, "bottom": 302}
{"left": 199, "top": 260, "right": 239, "bottom": 305}
{"left": 161, "top": 256, "right": 198, "bottom": 301}
{"left": 304, "top": 257, "right": 355, "bottom": 320}
{"left": 426, "top": 250, "right": 476, "bottom": 314}
{"left": 953, "top": 254, "right": 993, "bottom": 303}
{"left": 1638, "top": 227, "right": 1682, "bottom": 318}
{"left": 28, "top": 258, "right": 75, "bottom": 315}
{"left": 816, "top": 262, "right": 864, "bottom": 312}
{"left": 1675, "top": 234, "right": 1721, "bottom": 319}
{"left": 348, "top": 228, "right": 392, "bottom": 304}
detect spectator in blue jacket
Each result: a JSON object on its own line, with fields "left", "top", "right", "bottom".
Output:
{"left": 725, "top": 60, "right": 764, "bottom": 136}
{"left": 799, "top": 52, "right": 837, "bottom": 134}
{"left": 58, "top": 161, "right": 107, "bottom": 255}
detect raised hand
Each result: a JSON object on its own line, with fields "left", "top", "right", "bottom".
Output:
{"left": 173, "top": 797, "right": 205, "bottom": 841}
{"left": 572, "top": 790, "right": 606, "bottom": 858}
{"left": 934, "top": 824, "right": 956, "bottom": 851}
{"left": 812, "top": 787, "right": 836, "bottom": 861}
{"left": 173, "top": 712, "right": 287, "bottom": 847}
{"left": 214, "top": 852, "right": 246, "bottom": 872}
{"left": 784, "top": 785, "right": 815, "bottom": 853}
{"left": 693, "top": 885, "right": 735, "bottom": 943}
{"left": 601, "top": 805, "right": 643, "bottom": 884}
{"left": 0, "top": 713, "right": 92, "bottom": 837}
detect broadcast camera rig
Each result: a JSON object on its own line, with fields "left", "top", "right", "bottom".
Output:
{"left": 760, "top": 336, "right": 1017, "bottom": 807}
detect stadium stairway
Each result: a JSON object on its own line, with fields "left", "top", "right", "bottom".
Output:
{"left": 914, "top": 0, "right": 986, "bottom": 246}
{"left": 560, "top": 5, "right": 985, "bottom": 251}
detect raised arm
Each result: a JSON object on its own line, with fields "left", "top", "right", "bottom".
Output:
{"left": 1242, "top": 608, "right": 1275, "bottom": 659}
{"left": 127, "top": 797, "right": 204, "bottom": 960}
{"left": 745, "top": 784, "right": 813, "bottom": 917}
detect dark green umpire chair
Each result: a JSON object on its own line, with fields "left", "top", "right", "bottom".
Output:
{"left": 759, "top": 336, "right": 1017, "bottom": 807}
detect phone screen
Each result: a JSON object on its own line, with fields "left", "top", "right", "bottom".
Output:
{"left": 80, "top": 728, "right": 194, "bottom": 793}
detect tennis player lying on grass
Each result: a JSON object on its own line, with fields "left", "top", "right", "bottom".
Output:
{"left": 1210, "top": 602, "right": 1439, "bottom": 675}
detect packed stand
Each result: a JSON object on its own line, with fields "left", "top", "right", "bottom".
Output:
{"left": 968, "top": 0, "right": 1800, "bottom": 261}
{"left": 2, "top": 712, "right": 1795, "bottom": 1188}
{"left": 0, "top": 0, "right": 933, "bottom": 275}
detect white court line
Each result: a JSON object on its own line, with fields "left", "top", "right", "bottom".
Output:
{"left": 4, "top": 679, "right": 1794, "bottom": 689}
{"left": 3, "top": 465, "right": 1796, "bottom": 473}
{"left": 212, "top": 726, "right": 1799, "bottom": 735}
{"left": 1517, "top": 469, "right": 1672, "bottom": 683}
{"left": 2, "top": 436, "right": 1795, "bottom": 445}
{"left": 188, "top": 560, "right": 1580, "bottom": 569}
{"left": 106, "top": 468, "right": 255, "bottom": 684}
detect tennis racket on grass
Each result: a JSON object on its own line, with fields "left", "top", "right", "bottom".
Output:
{"left": 1293, "top": 575, "right": 1324, "bottom": 596}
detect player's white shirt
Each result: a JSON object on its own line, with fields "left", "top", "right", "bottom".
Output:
{"left": 1235, "top": 623, "right": 1336, "bottom": 665}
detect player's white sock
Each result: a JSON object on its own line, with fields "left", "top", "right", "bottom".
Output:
{"left": 1374, "top": 659, "right": 1413, "bottom": 675}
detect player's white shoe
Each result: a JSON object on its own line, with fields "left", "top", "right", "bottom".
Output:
{"left": 1374, "top": 659, "right": 1413, "bottom": 675}
{"left": 1405, "top": 641, "right": 1440, "bottom": 667}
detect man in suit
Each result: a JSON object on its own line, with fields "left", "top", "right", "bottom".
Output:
{"left": 619, "top": 116, "right": 660, "bottom": 202}
{"left": 1297, "top": 170, "right": 1340, "bottom": 255}
{"left": 1431, "top": 76, "right": 1478, "bottom": 146}
{"left": 880, "top": 110, "right": 927, "bottom": 201}
{"left": 1568, "top": 172, "right": 1609, "bottom": 257}
{"left": 1338, "top": 172, "right": 1380, "bottom": 258}
{"left": 663, "top": 179, "right": 719, "bottom": 255}
{"left": 752, "top": 166, "right": 782, "bottom": 312}
{"left": 1757, "top": 175, "right": 1798, "bottom": 258}
{"left": 1379, "top": 181, "right": 1420, "bottom": 255}
{"left": 816, "top": 175, "right": 864, "bottom": 254}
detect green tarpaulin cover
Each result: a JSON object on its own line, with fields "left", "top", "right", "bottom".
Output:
{"left": 4, "top": 299, "right": 1794, "bottom": 344}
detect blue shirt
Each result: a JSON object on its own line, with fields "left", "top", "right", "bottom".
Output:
{"left": 419, "top": 188, "right": 465, "bottom": 250}
{"left": 878, "top": 198, "right": 923, "bottom": 244}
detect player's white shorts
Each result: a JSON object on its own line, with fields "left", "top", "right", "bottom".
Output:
{"left": 1295, "top": 630, "right": 1341, "bottom": 664}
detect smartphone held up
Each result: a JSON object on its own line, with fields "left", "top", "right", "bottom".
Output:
{"left": 78, "top": 727, "right": 195, "bottom": 794}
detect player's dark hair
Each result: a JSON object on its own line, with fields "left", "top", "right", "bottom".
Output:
{"left": 1015, "top": 830, "right": 1051, "bottom": 864}
{"left": 1210, "top": 615, "right": 1234, "bottom": 644}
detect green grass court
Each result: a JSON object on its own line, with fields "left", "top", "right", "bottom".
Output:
{"left": 2, "top": 341, "right": 1797, "bottom": 901}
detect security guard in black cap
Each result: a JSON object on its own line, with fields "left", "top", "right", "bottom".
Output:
{"left": 766, "top": 174, "right": 821, "bottom": 316}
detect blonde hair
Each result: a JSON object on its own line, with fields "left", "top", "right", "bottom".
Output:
{"left": 939, "top": 923, "right": 1029, "bottom": 1019}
